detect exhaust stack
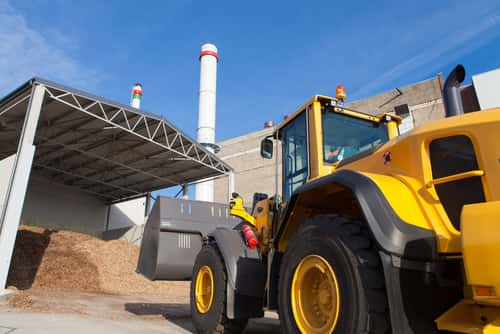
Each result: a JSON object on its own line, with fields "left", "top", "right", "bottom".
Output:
{"left": 443, "top": 65, "right": 465, "bottom": 117}
{"left": 131, "top": 83, "right": 142, "bottom": 109}
{"left": 195, "top": 43, "right": 219, "bottom": 202}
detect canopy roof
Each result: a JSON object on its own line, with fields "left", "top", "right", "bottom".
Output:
{"left": 0, "top": 78, "right": 232, "bottom": 202}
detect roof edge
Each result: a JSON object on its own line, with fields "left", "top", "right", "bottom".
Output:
{"left": 0, "top": 77, "right": 35, "bottom": 109}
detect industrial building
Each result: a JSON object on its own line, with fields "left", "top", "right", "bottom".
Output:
{"left": 0, "top": 73, "right": 231, "bottom": 294}
{"left": 214, "top": 68, "right": 499, "bottom": 204}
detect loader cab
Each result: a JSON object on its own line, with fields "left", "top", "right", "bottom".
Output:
{"left": 261, "top": 95, "right": 400, "bottom": 202}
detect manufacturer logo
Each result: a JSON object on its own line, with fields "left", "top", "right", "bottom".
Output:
{"left": 383, "top": 151, "right": 392, "bottom": 166}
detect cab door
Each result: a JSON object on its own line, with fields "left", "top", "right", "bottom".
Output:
{"left": 281, "top": 112, "right": 309, "bottom": 202}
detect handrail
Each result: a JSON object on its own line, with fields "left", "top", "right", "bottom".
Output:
{"left": 426, "top": 170, "right": 484, "bottom": 188}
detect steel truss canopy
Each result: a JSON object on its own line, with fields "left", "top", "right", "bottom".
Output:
{"left": 0, "top": 78, "right": 232, "bottom": 203}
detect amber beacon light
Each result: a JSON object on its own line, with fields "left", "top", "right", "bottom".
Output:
{"left": 335, "top": 84, "right": 347, "bottom": 102}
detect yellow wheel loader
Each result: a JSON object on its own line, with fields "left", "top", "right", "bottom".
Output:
{"left": 190, "top": 65, "right": 500, "bottom": 334}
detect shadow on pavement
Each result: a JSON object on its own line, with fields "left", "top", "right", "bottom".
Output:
{"left": 125, "top": 303, "right": 194, "bottom": 332}
{"left": 245, "top": 317, "right": 281, "bottom": 334}
{"left": 125, "top": 302, "right": 281, "bottom": 334}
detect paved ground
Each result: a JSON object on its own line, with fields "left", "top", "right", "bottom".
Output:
{"left": 0, "top": 289, "right": 281, "bottom": 334}
{"left": 0, "top": 311, "right": 281, "bottom": 334}
{"left": 0, "top": 312, "right": 185, "bottom": 334}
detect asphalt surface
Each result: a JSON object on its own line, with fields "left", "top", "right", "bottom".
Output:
{"left": 0, "top": 311, "right": 281, "bottom": 334}
{"left": 0, "top": 289, "right": 281, "bottom": 334}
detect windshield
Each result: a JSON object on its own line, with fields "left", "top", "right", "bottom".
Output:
{"left": 322, "top": 109, "right": 389, "bottom": 163}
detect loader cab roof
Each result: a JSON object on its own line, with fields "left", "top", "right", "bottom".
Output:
{"left": 276, "top": 95, "right": 401, "bottom": 136}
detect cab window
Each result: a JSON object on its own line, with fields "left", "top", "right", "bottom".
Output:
{"left": 322, "top": 110, "right": 389, "bottom": 163}
{"left": 282, "top": 112, "right": 308, "bottom": 201}
{"left": 429, "top": 135, "right": 485, "bottom": 230}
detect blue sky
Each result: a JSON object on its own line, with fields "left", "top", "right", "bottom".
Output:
{"left": 0, "top": 0, "right": 499, "bottom": 197}
{"left": 1, "top": 0, "right": 499, "bottom": 141}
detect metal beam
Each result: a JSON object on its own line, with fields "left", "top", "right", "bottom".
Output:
{"left": 228, "top": 172, "right": 235, "bottom": 201}
{"left": 0, "top": 94, "right": 31, "bottom": 117}
{"left": 44, "top": 87, "right": 231, "bottom": 174}
{"left": 56, "top": 134, "right": 160, "bottom": 181}
{"left": 110, "top": 163, "right": 209, "bottom": 192}
{"left": 49, "top": 127, "right": 189, "bottom": 183}
{"left": 0, "top": 84, "right": 44, "bottom": 289}
{"left": 76, "top": 147, "right": 178, "bottom": 184}
{"left": 35, "top": 105, "right": 128, "bottom": 161}
{"left": 100, "top": 169, "right": 229, "bottom": 201}
{"left": 34, "top": 163, "right": 141, "bottom": 196}
{"left": 37, "top": 134, "right": 195, "bottom": 189}
{"left": 63, "top": 139, "right": 193, "bottom": 187}
{"left": 35, "top": 134, "right": 180, "bottom": 186}
{"left": 60, "top": 127, "right": 205, "bottom": 184}
{"left": 36, "top": 100, "right": 101, "bottom": 141}
{"left": 79, "top": 151, "right": 195, "bottom": 191}
{"left": 30, "top": 168, "right": 120, "bottom": 201}
{"left": 108, "top": 192, "right": 148, "bottom": 205}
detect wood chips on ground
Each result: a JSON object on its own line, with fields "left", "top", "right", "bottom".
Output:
{"left": 7, "top": 225, "right": 189, "bottom": 297}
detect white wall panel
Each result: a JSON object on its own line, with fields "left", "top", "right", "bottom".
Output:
{"left": 108, "top": 197, "right": 147, "bottom": 229}
{"left": 21, "top": 177, "right": 107, "bottom": 235}
{"left": 472, "top": 68, "right": 500, "bottom": 110}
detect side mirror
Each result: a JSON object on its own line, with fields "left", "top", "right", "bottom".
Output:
{"left": 260, "top": 138, "right": 273, "bottom": 159}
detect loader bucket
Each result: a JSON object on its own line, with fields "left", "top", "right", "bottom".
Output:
{"left": 136, "top": 196, "right": 239, "bottom": 281}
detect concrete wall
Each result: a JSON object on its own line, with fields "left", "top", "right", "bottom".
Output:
{"left": 108, "top": 197, "right": 147, "bottom": 230}
{"left": 21, "top": 175, "right": 148, "bottom": 241}
{"left": 102, "top": 197, "right": 147, "bottom": 242}
{"left": 347, "top": 77, "right": 444, "bottom": 117}
{"left": 461, "top": 85, "right": 481, "bottom": 113}
{"left": 214, "top": 127, "right": 282, "bottom": 205}
{"left": 21, "top": 176, "right": 108, "bottom": 236}
{"left": 346, "top": 77, "right": 445, "bottom": 131}
{"left": 409, "top": 98, "right": 445, "bottom": 127}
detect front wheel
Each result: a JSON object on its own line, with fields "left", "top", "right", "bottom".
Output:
{"left": 190, "top": 242, "right": 248, "bottom": 334}
{"left": 278, "top": 215, "right": 390, "bottom": 334}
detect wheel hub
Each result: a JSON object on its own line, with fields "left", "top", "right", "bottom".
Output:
{"left": 291, "top": 255, "right": 340, "bottom": 333}
{"left": 195, "top": 265, "right": 214, "bottom": 314}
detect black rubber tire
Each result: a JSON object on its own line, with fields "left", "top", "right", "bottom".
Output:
{"left": 190, "top": 242, "right": 248, "bottom": 334}
{"left": 278, "top": 214, "right": 390, "bottom": 334}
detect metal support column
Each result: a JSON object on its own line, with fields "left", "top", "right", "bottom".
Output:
{"left": 182, "top": 184, "right": 189, "bottom": 200}
{"left": 228, "top": 172, "right": 235, "bottom": 200}
{"left": 0, "top": 84, "right": 44, "bottom": 290}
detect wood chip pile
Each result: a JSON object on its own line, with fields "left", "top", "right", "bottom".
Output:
{"left": 7, "top": 225, "right": 189, "bottom": 297}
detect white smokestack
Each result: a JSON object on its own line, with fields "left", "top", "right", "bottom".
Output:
{"left": 131, "top": 83, "right": 142, "bottom": 109}
{"left": 195, "top": 43, "right": 219, "bottom": 202}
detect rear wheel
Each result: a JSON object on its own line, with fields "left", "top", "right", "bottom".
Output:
{"left": 278, "top": 214, "right": 390, "bottom": 334}
{"left": 191, "top": 242, "right": 248, "bottom": 334}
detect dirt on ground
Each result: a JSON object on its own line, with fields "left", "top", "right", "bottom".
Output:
{"left": 3, "top": 288, "right": 186, "bottom": 318}
{"left": 7, "top": 225, "right": 190, "bottom": 298}
{"left": 0, "top": 289, "right": 280, "bottom": 334}
{"left": 1, "top": 226, "right": 280, "bottom": 333}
